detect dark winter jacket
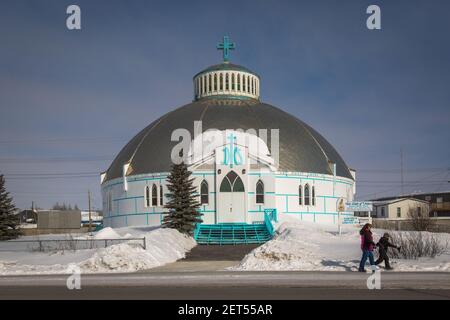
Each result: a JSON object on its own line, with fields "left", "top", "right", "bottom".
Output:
{"left": 377, "top": 236, "right": 397, "bottom": 252}
{"left": 359, "top": 227, "right": 376, "bottom": 251}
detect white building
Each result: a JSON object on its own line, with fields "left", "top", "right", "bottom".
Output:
{"left": 100, "top": 37, "right": 356, "bottom": 243}
{"left": 372, "top": 198, "right": 430, "bottom": 220}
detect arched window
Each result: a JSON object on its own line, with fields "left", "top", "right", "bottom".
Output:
{"left": 214, "top": 73, "right": 217, "bottom": 91}
{"left": 304, "top": 184, "right": 310, "bottom": 206}
{"left": 160, "top": 185, "right": 164, "bottom": 206}
{"left": 237, "top": 74, "right": 241, "bottom": 91}
{"left": 225, "top": 73, "right": 229, "bottom": 90}
{"left": 151, "top": 184, "right": 158, "bottom": 206}
{"left": 231, "top": 73, "right": 235, "bottom": 90}
{"left": 219, "top": 73, "right": 223, "bottom": 91}
{"left": 299, "top": 184, "right": 302, "bottom": 205}
{"left": 202, "top": 76, "right": 206, "bottom": 94}
{"left": 247, "top": 76, "right": 250, "bottom": 93}
{"left": 200, "top": 180, "right": 209, "bottom": 204}
{"left": 243, "top": 75, "right": 246, "bottom": 92}
{"left": 256, "top": 180, "right": 264, "bottom": 204}
{"left": 208, "top": 74, "right": 212, "bottom": 92}
{"left": 312, "top": 186, "right": 316, "bottom": 206}
{"left": 220, "top": 171, "right": 244, "bottom": 192}
{"left": 145, "top": 186, "right": 150, "bottom": 207}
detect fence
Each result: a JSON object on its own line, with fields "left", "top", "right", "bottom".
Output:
{"left": 0, "top": 237, "right": 146, "bottom": 252}
{"left": 372, "top": 218, "right": 450, "bottom": 233}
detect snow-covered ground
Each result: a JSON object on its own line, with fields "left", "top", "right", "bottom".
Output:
{"left": 0, "top": 227, "right": 196, "bottom": 275}
{"left": 230, "top": 216, "right": 450, "bottom": 272}
{"left": 2, "top": 219, "right": 449, "bottom": 275}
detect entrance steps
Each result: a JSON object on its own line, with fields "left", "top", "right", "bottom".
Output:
{"left": 194, "top": 223, "right": 273, "bottom": 245}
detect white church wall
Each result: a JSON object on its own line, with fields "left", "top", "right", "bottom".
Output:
{"left": 101, "top": 169, "right": 355, "bottom": 228}
{"left": 192, "top": 172, "right": 216, "bottom": 224}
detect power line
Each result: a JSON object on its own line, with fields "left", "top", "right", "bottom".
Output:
{"left": 356, "top": 167, "right": 449, "bottom": 173}
{"left": 3, "top": 171, "right": 100, "bottom": 177}
{"left": 0, "top": 137, "right": 126, "bottom": 144}
{"left": 0, "top": 156, "right": 113, "bottom": 163}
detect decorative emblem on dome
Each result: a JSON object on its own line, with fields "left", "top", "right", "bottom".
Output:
{"left": 217, "top": 35, "right": 235, "bottom": 62}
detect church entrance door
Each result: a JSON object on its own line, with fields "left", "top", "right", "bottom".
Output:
{"left": 217, "top": 171, "right": 246, "bottom": 223}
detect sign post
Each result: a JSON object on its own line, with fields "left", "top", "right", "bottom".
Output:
{"left": 336, "top": 198, "right": 345, "bottom": 235}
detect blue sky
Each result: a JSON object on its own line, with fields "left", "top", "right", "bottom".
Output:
{"left": 1, "top": 0, "right": 449, "bottom": 210}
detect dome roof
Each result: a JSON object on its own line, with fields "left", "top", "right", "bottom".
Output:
{"left": 194, "top": 63, "right": 259, "bottom": 78}
{"left": 104, "top": 98, "right": 353, "bottom": 182}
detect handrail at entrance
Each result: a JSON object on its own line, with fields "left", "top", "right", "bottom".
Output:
{"left": 263, "top": 208, "right": 277, "bottom": 236}
{"left": 194, "top": 223, "right": 201, "bottom": 239}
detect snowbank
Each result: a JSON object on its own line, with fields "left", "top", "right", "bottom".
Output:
{"left": 231, "top": 218, "right": 450, "bottom": 272}
{"left": 0, "top": 227, "right": 196, "bottom": 275}
{"left": 92, "top": 227, "right": 122, "bottom": 240}
{"left": 79, "top": 228, "right": 196, "bottom": 273}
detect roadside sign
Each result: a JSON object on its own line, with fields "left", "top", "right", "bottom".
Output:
{"left": 345, "top": 201, "right": 373, "bottom": 212}
{"left": 341, "top": 216, "right": 359, "bottom": 225}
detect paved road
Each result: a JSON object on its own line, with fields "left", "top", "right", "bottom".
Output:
{"left": 184, "top": 244, "right": 260, "bottom": 261}
{"left": 1, "top": 271, "right": 449, "bottom": 299}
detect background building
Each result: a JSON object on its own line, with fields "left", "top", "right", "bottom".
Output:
{"left": 372, "top": 198, "right": 430, "bottom": 220}
{"left": 372, "top": 191, "right": 450, "bottom": 217}
{"left": 37, "top": 210, "right": 81, "bottom": 230}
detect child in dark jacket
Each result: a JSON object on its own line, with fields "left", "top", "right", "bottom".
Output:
{"left": 358, "top": 223, "right": 377, "bottom": 272}
{"left": 375, "top": 233, "right": 401, "bottom": 270}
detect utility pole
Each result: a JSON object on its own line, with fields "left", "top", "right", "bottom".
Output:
{"left": 88, "top": 190, "right": 92, "bottom": 233}
{"left": 400, "top": 148, "right": 404, "bottom": 196}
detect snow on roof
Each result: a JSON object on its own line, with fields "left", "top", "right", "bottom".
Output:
{"left": 372, "top": 197, "right": 430, "bottom": 206}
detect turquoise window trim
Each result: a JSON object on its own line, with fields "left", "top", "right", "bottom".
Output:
{"left": 102, "top": 173, "right": 169, "bottom": 188}
{"left": 318, "top": 195, "right": 340, "bottom": 199}
{"left": 113, "top": 196, "right": 144, "bottom": 202}
{"left": 282, "top": 211, "right": 354, "bottom": 216}
{"left": 275, "top": 175, "right": 353, "bottom": 186}
{"left": 248, "top": 172, "right": 273, "bottom": 176}
{"left": 104, "top": 209, "right": 216, "bottom": 219}
{"left": 192, "top": 172, "right": 215, "bottom": 176}
{"left": 249, "top": 191, "right": 275, "bottom": 195}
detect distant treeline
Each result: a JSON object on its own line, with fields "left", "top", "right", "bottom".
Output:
{"left": 52, "top": 202, "right": 80, "bottom": 211}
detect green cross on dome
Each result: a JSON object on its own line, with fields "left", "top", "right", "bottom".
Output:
{"left": 217, "top": 35, "right": 235, "bottom": 63}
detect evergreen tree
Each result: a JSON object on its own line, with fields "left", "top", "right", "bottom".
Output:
{"left": 0, "top": 174, "right": 21, "bottom": 240}
{"left": 162, "top": 162, "right": 202, "bottom": 235}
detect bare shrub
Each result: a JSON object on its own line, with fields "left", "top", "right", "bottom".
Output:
{"left": 388, "top": 231, "right": 448, "bottom": 259}
{"left": 408, "top": 207, "right": 434, "bottom": 231}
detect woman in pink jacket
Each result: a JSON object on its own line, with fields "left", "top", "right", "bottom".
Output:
{"left": 358, "top": 223, "right": 377, "bottom": 272}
